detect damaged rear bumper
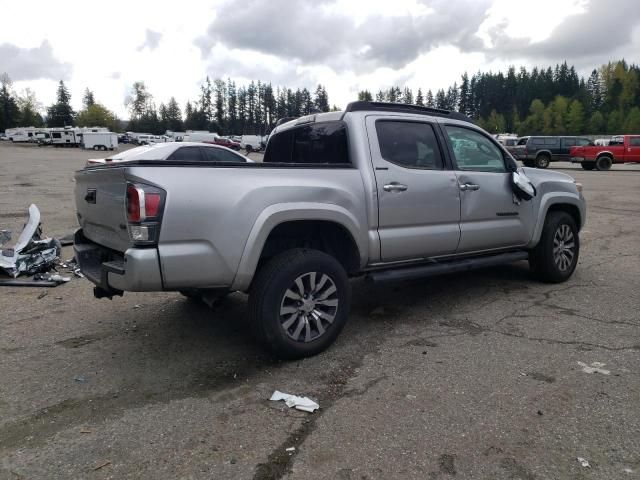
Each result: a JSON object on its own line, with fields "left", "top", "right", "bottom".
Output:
{"left": 73, "top": 229, "right": 163, "bottom": 297}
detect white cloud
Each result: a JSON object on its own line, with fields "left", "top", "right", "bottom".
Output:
{"left": 0, "top": 0, "right": 636, "bottom": 119}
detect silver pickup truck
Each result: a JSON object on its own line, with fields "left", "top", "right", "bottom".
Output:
{"left": 74, "top": 101, "right": 586, "bottom": 358}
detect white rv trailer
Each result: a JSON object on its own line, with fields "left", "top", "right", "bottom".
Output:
{"left": 82, "top": 131, "right": 118, "bottom": 150}
{"left": 50, "top": 128, "right": 80, "bottom": 147}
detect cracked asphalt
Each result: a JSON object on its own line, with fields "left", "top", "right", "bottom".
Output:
{"left": 1, "top": 142, "right": 639, "bottom": 479}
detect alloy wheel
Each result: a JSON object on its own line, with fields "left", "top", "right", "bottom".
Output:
{"left": 279, "top": 272, "right": 339, "bottom": 343}
{"left": 553, "top": 224, "right": 575, "bottom": 272}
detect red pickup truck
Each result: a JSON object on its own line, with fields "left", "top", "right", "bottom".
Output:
{"left": 570, "top": 135, "right": 640, "bottom": 170}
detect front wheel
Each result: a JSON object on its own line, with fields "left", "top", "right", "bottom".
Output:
{"left": 246, "top": 145, "right": 253, "bottom": 154}
{"left": 249, "top": 249, "right": 351, "bottom": 359}
{"left": 523, "top": 159, "right": 535, "bottom": 168}
{"left": 596, "top": 155, "right": 612, "bottom": 171}
{"left": 581, "top": 162, "right": 595, "bottom": 170}
{"left": 529, "top": 211, "right": 579, "bottom": 283}
{"left": 535, "top": 154, "right": 550, "bottom": 169}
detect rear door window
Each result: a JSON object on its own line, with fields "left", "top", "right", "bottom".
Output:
{"left": 167, "top": 146, "right": 205, "bottom": 161}
{"left": 532, "top": 138, "right": 545, "bottom": 145}
{"left": 544, "top": 138, "right": 559, "bottom": 145}
{"left": 629, "top": 137, "right": 640, "bottom": 146}
{"left": 264, "top": 121, "right": 349, "bottom": 164}
{"left": 563, "top": 138, "right": 576, "bottom": 147}
{"left": 375, "top": 120, "right": 443, "bottom": 169}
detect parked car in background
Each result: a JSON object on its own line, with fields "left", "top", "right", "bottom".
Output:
{"left": 74, "top": 101, "right": 585, "bottom": 359}
{"left": 511, "top": 136, "right": 593, "bottom": 168}
{"left": 570, "top": 135, "right": 640, "bottom": 170}
{"left": 213, "top": 137, "right": 241, "bottom": 150}
{"left": 84, "top": 142, "right": 250, "bottom": 167}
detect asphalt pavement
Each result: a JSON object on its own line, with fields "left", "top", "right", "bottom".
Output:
{"left": 0, "top": 142, "right": 638, "bottom": 479}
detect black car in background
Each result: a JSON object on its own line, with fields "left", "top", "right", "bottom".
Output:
{"left": 511, "top": 136, "right": 592, "bottom": 168}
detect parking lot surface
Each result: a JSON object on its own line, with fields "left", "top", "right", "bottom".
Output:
{"left": 1, "top": 142, "right": 639, "bottom": 479}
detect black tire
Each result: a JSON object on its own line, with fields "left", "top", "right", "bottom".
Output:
{"left": 529, "top": 211, "right": 579, "bottom": 283}
{"left": 523, "top": 159, "right": 535, "bottom": 168}
{"left": 535, "top": 154, "right": 550, "bottom": 169}
{"left": 180, "top": 289, "right": 202, "bottom": 300}
{"left": 249, "top": 248, "right": 351, "bottom": 359}
{"left": 246, "top": 145, "right": 253, "bottom": 154}
{"left": 596, "top": 155, "right": 612, "bottom": 171}
{"left": 581, "top": 162, "right": 595, "bottom": 170}
{"left": 93, "top": 145, "right": 100, "bottom": 151}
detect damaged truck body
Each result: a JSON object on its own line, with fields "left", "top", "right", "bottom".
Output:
{"left": 73, "top": 102, "right": 586, "bottom": 358}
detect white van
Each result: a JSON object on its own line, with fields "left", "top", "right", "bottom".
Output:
{"left": 240, "top": 135, "right": 263, "bottom": 152}
{"left": 82, "top": 132, "right": 118, "bottom": 150}
{"left": 183, "top": 132, "right": 219, "bottom": 143}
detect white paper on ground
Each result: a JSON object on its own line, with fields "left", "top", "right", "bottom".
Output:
{"left": 270, "top": 390, "right": 319, "bottom": 413}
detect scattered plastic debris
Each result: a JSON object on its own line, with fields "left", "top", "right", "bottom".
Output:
{"left": 270, "top": 390, "right": 319, "bottom": 413}
{"left": 286, "top": 447, "right": 295, "bottom": 453}
{"left": 133, "top": 304, "right": 141, "bottom": 309}
{"left": 0, "top": 204, "right": 61, "bottom": 278}
{"left": 577, "top": 361, "right": 610, "bottom": 375}
{"left": 624, "top": 467, "right": 635, "bottom": 474}
{"left": 577, "top": 457, "right": 590, "bottom": 468}
{"left": 37, "top": 291, "right": 48, "bottom": 299}
{"left": 74, "top": 376, "right": 88, "bottom": 384}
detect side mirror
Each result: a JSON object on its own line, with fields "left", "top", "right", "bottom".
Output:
{"left": 511, "top": 171, "right": 536, "bottom": 200}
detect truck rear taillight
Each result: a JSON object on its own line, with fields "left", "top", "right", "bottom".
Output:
{"left": 126, "top": 182, "right": 165, "bottom": 245}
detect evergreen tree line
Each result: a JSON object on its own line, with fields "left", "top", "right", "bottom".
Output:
{"left": 2, "top": 59, "right": 639, "bottom": 136}
{"left": 359, "top": 60, "right": 640, "bottom": 136}
{"left": 127, "top": 77, "right": 332, "bottom": 135}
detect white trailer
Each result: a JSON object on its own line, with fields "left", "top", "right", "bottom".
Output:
{"left": 240, "top": 135, "right": 263, "bottom": 152}
{"left": 82, "top": 132, "right": 118, "bottom": 151}
{"left": 50, "top": 129, "right": 80, "bottom": 147}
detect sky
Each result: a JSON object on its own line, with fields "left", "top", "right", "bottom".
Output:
{"left": 0, "top": 0, "right": 639, "bottom": 120}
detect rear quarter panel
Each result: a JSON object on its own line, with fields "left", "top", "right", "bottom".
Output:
{"left": 123, "top": 166, "right": 369, "bottom": 290}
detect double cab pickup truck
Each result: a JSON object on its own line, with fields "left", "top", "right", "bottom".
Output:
{"left": 74, "top": 101, "right": 586, "bottom": 358}
{"left": 570, "top": 134, "right": 640, "bottom": 170}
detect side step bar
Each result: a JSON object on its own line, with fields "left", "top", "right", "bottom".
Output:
{"left": 368, "top": 251, "right": 529, "bottom": 283}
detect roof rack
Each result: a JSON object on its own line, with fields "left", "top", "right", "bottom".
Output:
{"left": 343, "top": 101, "right": 473, "bottom": 123}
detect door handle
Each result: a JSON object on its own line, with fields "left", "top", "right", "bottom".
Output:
{"left": 459, "top": 183, "right": 480, "bottom": 191}
{"left": 383, "top": 183, "right": 408, "bottom": 192}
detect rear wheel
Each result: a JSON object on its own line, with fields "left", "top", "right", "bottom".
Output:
{"left": 249, "top": 248, "right": 351, "bottom": 359}
{"left": 246, "top": 145, "right": 253, "bottom": 154}
{"left": 529, "top": 211, "right": 579, "bottom": 283}
{"left": 581, "top": 162, "right": 595, "bottom": 170}
{"left": 596, "top": 155, "right": 612, "bottom": 171}
{"left": 93, "top": 145, "right": 99, "bottom": 151}
{"left": 535, "top": 154, "right": 550, "bottom": 169}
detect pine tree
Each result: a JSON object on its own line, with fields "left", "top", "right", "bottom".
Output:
{"left": 403, "top": 87, "right": 413, "bottom": 104}
{"left": 426, "top": 89, "right": 434, "bottom": 107}
{"left": 227, "top": 79, "right": 237, "bottom": 134}
{"left": 214, "top": 79, "right": 226, "bottom": 133}
{"left": 415, "top": 88, "right": 424, "bottom": 106}
{"left": 200, "top": 76, "right": 213, "bottom": 123}
{"left": 83, "top": 88, "right": 95, "bottom": 109}
{"left": 358, "top": 90, "right": 373, "bottom": 101}
{"left": 164, "top": 97, "right": 182, "bottom": 132}
{"left": 0, "top": 73, "right": 20, "bottom": 131}
{"left": 313, "top": 84, "right": 329, "bottom": 112}
{"left": 47, "top": 80, "right": 75, "bottom": 127}
{"left": 458, "top": 73, "right": 470, "bottom": 115}
{"left": 435, "top": 89, "right": 446, "bottom": 109}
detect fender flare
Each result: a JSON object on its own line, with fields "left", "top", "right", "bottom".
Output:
{"left": 231, "top": 202, "right": 367, "bottom": 291}
{"left": 528, "top": 193, "right": 584, "bottom": 247}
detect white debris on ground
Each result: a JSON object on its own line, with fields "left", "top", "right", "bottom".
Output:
{"left": 577, "top": 361, "right": 611, "bottom": 375}
{"left": 577, "top": 457, "right": 590, "bottom": 468}
{"left": 269, "top": 390, "right": 319, "bottom": 413}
